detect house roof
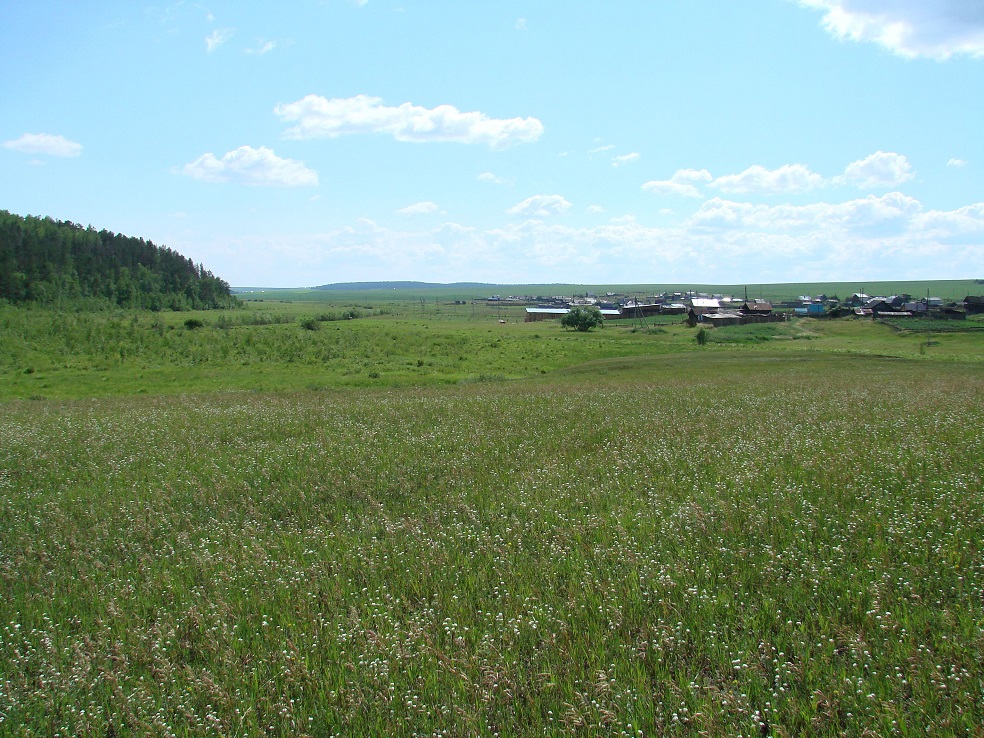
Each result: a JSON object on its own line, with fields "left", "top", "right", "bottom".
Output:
{"left": 690, "top": 298, "right": 719, "bottom": 308}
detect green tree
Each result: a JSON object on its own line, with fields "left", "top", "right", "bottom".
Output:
{"left": 561, "top": 306, "right": 604, "bottom": 332}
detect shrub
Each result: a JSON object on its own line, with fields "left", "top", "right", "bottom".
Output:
{"left": 561, "top": 306, "right": 604, "bottom": 332}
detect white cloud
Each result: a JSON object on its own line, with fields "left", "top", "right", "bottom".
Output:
{"left": 589, "top": 144, "right": 616, "bottom": 154}
{"left": 275, "top": 94, "right": 543, "bottom": 149}
{"left": 397, "top": 201, "right": 440, "bottom": 216}
{"left": 642, "top": 168, "right": 713, "bottom": 198}
{"left": 646, "top": 154, "right": 913, "bottom": 198}
{"left": 3, "top": 133, "right": 82, "bottom": 157}
{"left": 947, "top": 158, "right": 968, "bottom": 168}
{"left": 478, "top": 171, "right": 513, "bottom": 185}
{"left": 181, "top": 145, "right": 318, "bottom": 186}
{"left": 612, "top": 152, "right": 640, "bottom": 168}
{"left": 710, "top": 163, "right": 824, "bottom": 194}
{"left": 689, "top": 192, "right": 924, "bottom": 237}
{"left": 507, "top": 194, "right": 572, "bottom": 217}
{"left": 794, "top": 0, "right": 984, "bottom": 59}
{"left": 206, "top": 27, "right": 234, "bottom": 52}
{"left": 586, "top": 205, "right": 605, "bottom": 214}
{"left": 839, "top": 150, "right": 913, "bottom": 189}
{"left": 246, "top": 40, "right": 278, "bottom": 55}
{"left": 516, "top": 17, "right": 527, "bottom": 31}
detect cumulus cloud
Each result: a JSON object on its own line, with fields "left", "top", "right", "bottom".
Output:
{"left": 710, "top": 163, "right": 824, "bottom": 194}
{"left": 642, "top": 169, "right": 713, "bottom": 198}
{"left": 181, "top": 145, "right": 318, "bottom": 186}
{"left": 612, "top": 153, "right": 640, "bottom": 167}
{"left": 3, "top": 133, "right": 82, "bottom": 157}
{"left": 397, "top": 201, "right": 440, "bottom": 216}
{"left": 275, "top": 94, "right": 543, "bottom": 149}
{"left": 646, "top": 153, "right": 914, "bottom": 198}
{"left": 947, "top": 158, "right": 968, "bottom": 168}
{"left": 794, "top": 0, "right": 984, "bottom": 59}
{"left": 507, "top": 194, "right": 572, "bottom": 217}
{"left": 689, "top": 192, "right": 924, "bottom": 237}
{"left": 839, "top": 151, "right": 914, "bottom": 189}
{"left": 206, "top": 27, "right": 234, "bottom": 52}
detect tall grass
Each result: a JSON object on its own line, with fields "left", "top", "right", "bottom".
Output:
{"left": 1, "top": 356, "right": 982, "bottom": 735}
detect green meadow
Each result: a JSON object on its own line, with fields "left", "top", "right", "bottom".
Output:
{"left": 1, "top": 288, "right": 983, "bottom": 736}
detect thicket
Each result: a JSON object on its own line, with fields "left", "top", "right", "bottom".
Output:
{"left": 0, "top": 210, "right": 236, "bottom": 310}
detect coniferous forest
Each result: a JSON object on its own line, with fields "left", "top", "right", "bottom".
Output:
{"left": 0, "top": 210, "right": 236, "bottom": 310}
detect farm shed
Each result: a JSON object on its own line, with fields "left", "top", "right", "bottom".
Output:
{"left": 795, "top": 303, "right": 826, "bottom": 316}
{"left": 660, "top": 303, "right": 688, "bottom": 315}
{"left": 964, "top": 295, "right": 984, "bottom": 314}
{"left": 740, "top": 300, "right": 785, "bottom": 323}
{"left": 703, "top": 312, "right": 743, "bottom": 327}
{"left": 525, "top": 308, "right": 569, "bottom": 323}
{"left": 740, "top": 300, "right": 773, "bottom": 314}
{"left": 524, "top": 307, "right": 622, "bottom": 323}
{"left": 938, "top": 307, "right": 966, "bottom": 320}
{"left": 689, "top": 297, "right": 720, "bottom": 313}
{"left": 621, "top": 302, "right": 663, "bottom": 317}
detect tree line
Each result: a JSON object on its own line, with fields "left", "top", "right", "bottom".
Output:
{"left": 0, "top": 210, "right": 237, "bottom": 310}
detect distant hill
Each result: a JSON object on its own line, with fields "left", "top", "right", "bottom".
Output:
{"left": 0, "top": 210, "right": 236, "bottom": 310}
{"left": 313, "top": 281, "right": 495, "bottom": 290}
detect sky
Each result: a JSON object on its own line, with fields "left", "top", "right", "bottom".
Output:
{"left": 2, "top": 1, "right": 983, "bottom": 287}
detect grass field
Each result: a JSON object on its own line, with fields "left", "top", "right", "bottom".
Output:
{"left": 1, "top": 288, "right": 983, "bottom": 736}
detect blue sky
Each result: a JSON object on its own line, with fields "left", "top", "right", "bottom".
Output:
{"left": 2, "top": 1, "right": 983, "bottom": 287}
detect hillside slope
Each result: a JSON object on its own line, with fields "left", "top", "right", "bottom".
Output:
{"left": 0, "top": 210, "right": 235, "bottom": 310}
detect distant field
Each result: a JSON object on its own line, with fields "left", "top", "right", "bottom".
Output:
{"left": 236, "top": 279, "right": 983, "bottom": 306}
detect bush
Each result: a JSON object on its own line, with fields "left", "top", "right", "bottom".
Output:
{"left": 184, "top": 318, "right": 204, "bottom": 330}
{"left": 561, "top": 306, "right": 604, "bottom": 332}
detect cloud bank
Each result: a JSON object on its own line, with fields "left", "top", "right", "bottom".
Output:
{"left": 211, "top": 192, "right": 983, "bottom": 287}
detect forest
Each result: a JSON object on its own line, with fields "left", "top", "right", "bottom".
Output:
{"left": 0, "top": 210, "right": 236, "bottom": 310}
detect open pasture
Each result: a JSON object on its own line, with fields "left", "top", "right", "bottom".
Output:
{"left": 1, "top": 354, "right": 983, "bottom": 736}
{"left": 2, "top": 299, "right": 982, "bottom": 401}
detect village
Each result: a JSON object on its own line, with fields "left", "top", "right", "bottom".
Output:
{"left": 502, "top": 290, "right": 984, "bottom": 325}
